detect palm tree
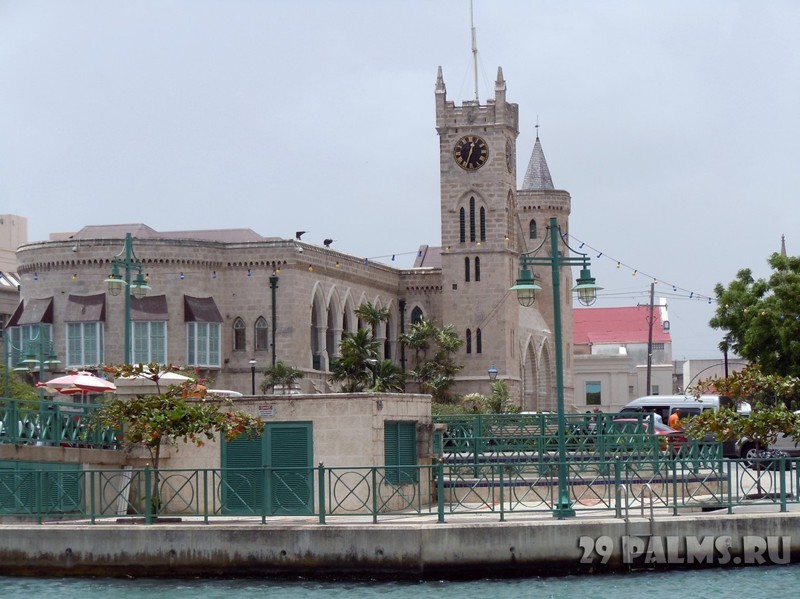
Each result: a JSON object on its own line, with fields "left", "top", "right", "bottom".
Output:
{"left": 329, "top": 328, "right": 380, "bottom": 392}
{"left": 354, "top": 301, "right": 390, "bottom": 334}
{"left": 260, "top": 361, "right": 304, "bottom": 395}
{"left": 373, "top": 359, "right": 406, "bottom": 392}
{"left": 400, "top": 319, "right": 463, "bottom": 402}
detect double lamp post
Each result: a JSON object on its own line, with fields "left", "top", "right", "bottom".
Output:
{"left": 511, "top": 216, "right": 601, "bottom": 519}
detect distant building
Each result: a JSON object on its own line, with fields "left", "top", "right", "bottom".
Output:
{"left": 573, "top": 304, "right": 673, "bottom": 411}
{"left": 0, "top": 215, "right": 25, "bottom": 331}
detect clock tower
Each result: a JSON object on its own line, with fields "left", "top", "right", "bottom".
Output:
{"left": 434, "top": 65, "right": 572, "bottom": 409}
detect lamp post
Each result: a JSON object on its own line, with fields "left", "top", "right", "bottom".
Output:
{"left": 104, "top": 233, "right": 150, "bottom": 364}
{"left": 269, "top": 271, "right": 279, "bottom": 367}
{"left": 510, "top": 216, "right": 601, "bottom": 519}
{"left": 5, "top": 323, "right": 60, "bottom": 397}
{"left": 249, "top": 358, "right": 257, "bottom": 395}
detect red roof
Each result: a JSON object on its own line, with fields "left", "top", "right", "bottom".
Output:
{"left": 573, "top": 306, "right": 671, "bottom": 346}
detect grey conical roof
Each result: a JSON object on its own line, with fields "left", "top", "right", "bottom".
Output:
{"left": 521, "top": 136, "right": 554, "bottom": 190}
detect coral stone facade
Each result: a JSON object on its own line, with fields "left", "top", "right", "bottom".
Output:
{"left": 8, "top": 67, "right": 578, "bottom": 409}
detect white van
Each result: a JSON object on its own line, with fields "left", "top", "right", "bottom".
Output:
{"left": 619, "top": 394, "right": 749, "bottom": 423}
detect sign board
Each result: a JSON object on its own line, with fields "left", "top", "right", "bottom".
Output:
{"left": 258, "top": 404, "right": 275, "bottom": 418}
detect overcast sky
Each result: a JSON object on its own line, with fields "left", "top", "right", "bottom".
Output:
{"left": 2, "top": 1, "right": 798, "bottom": 361}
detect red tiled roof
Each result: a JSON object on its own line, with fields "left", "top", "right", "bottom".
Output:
{"left": 573, "top": 306, "right": 671, "bottom": 345}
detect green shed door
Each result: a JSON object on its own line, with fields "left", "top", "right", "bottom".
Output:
{"left": 267, "top": 422, "right": 313, "bottom": 515}
{"left": 221, "top": 422, "right": 313, "bottom": 516}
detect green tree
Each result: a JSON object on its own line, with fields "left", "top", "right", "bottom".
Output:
{"left": 685, "top": 365, "right": 800, "bottom": 479}
{"left": 400, "top": 320, "right": 463, "bottom": 403}
{"left": 329, "top": 328, "right": 380, "bottom": 392}
{"left": 1, "top": 365, "right": 38, "bottom": 401}
{"left": 260, "top": 361, "right": 303, "bottom": 395}
{"left": 90, "top": 364, "right": 263, "bottom": 472}
{"left": 710, "top": 252, "right": 800, "bottom": 377}
{"left": 372, "top": 358, "right": 406, "bottom": 392}
{"left": 354, "top": 301, "right": 390, "bottom": 334}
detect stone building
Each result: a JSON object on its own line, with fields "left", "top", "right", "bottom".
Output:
{"left": 6, "top": 67, "right": 578, "bottom": 410}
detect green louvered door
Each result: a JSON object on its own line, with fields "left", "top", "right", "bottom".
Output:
{"left": 267, "top": 422, "right": 313, "bottom": 515}
{"left": 221, "top": 422, "right": 313, "bottom": 516}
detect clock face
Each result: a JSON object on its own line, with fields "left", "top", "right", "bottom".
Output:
{"left": 453, "top": 135, "right": 489, "bottom": 170}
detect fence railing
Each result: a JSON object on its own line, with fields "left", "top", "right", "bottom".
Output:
{"left": 0, "top": 397, "right": 118, "bottom": 449}
{"left": 1, "top": 456, "right": 798, "bottom": 524}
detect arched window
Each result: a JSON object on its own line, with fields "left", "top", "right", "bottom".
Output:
{"left": 480, "top": 207, "right": 486, "bottom": 241}
{"left": 254, "top": 316, "right": 268, "bottom": 351}
{"left": 466, "top": 329, "right": 472, "bottom": 354}
{"left": 411, "top": 306, "right": 424, "bottom": 324}
{"left": 459, "top": 207, "right": 466, "bottom": 243}
{"left": 476, "top": 328, "right": 482, "bottom": 354}
{"left": 233, "top": 317, "right": 246, "bottom": 352}
{"left": 529, "top": 219, "right": 537, "bottom": 239}
{"left": 464, "top": 257, "right": 470, "bottom": 282}
{"left": 469, "top": 197, "right": 476, "bottom": 242}
{"left": 475, "top": 257, "right": 481, "bottom": 282}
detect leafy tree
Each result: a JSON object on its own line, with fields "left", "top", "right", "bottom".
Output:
{"left": 458, "top": 381, "right": 519, "bottom": 414}
{"left": 329, "top": 328, "right": 380, "bottom": 392}
{"left": 260, "top": 361, "right": 303, "bottom": 394}
{"left": 1, "top": 365, "right": 38, "bottom": 401}
{"left": 91, "top": 363, "right": 263, "bottom": 472}
{"left": 710, "top": 252, "right": 800, "bottom": 377}
{"left": 400, "top": 320, "right": 463, "bottom": 403}
{"left": 685, "top": 365, "right": 800, "bottom": 481}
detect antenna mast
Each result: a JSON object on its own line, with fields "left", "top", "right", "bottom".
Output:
{"left": 471, "top": 0, "right": 479, "bottom": 101}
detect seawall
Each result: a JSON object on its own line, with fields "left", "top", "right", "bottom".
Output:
{"left": 1, "top": 512, "right": 799, "bottom": 579}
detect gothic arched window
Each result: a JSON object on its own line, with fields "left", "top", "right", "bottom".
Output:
{"left": 466, "top": 329, "right": 472, "bottom": 354}
{"left": 475, "top": 257, "right": 481, "bottom": 282}
{"left": 476, "top": 328, "right": 482, "bottom": 354}
{"left": 411, "top": 306, "right": 424, "bottom": 324}
{"left": 233, "top": 317, "right": 246, "bottom": 352}
{"left": 254, "top": 316, "right": 268, "bottom": 351}
{"left": 480, "top": 207, "right": 486, "bottom": 241}
{"left": 469, "top": 197, "right": 476, "bottom": 242}
{"left": 464, "top": 257, "right": 470, "bottom": 282}
{"left": 529, "top": 219, "right": 538, "bottom": 239}
{"left": 459, "top": 207, "right": 466, "bottom": 243}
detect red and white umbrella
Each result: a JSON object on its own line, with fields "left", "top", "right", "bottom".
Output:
{"left": 38, "top": 371, "right": 117, "bottom": 395}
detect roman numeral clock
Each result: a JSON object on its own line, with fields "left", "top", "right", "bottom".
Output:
{"left": 453, "top": 135, "right": 489, "bottom": 170}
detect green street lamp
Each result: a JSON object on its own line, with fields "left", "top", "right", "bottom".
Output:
{"left": 269, "top": 270, "right": 279, "bottom": 367}
{"left": 510, "top": 216, "right": 602, "bottom": 519}
{"left": 105, "top": 233, "right": 150, "bottom": 364}
{"left": 4, "top": 322, "right": 60, "bottom": 397}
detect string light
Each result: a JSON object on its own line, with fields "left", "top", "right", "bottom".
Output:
{"left": 570, "top": 233, "right": 714, "bottom": 304}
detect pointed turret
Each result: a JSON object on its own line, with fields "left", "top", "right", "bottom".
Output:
{"left": 521, "top": 134, "right": 554, "bottom": 190}
{"left": 781, "top": 234, "right": 787, "bottom": 257}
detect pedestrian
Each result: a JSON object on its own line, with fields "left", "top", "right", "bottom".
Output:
{"left": 668, "top": 408, "right": 682, "bottom": 429}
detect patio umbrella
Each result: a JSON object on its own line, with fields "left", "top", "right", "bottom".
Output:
{"left": 38, "top": 371, "right": 117, "bottom": 395}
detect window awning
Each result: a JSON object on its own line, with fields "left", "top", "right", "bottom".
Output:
{"left": 7, "top": 297, "right": 53, "bottom": 326}
{"left": 65, "top": 294, "right": 106, "bottom": 322}
{"left": 131, "top": 294, "right": 168, "bottom": 321}
{"left": 184, "top": 295, "right": 223, "bottom": 323}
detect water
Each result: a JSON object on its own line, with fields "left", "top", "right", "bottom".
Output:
{"left": 1, "top": 564, "right": 799, "bottom": 599}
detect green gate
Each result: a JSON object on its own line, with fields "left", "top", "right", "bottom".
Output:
{"left": 221, "top": 421, "right": 313, "bottom": 516}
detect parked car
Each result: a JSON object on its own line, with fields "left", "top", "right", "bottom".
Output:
{"left": 606, "top": 418, "right": 687, "bottom": 454}
{"left": 738, "top": 410, "right": 800, "bottom": 468}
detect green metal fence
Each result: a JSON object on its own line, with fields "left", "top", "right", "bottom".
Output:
{"left": 1, "top": 456, "right": 798, "bottom": 524}
{"left": 0, "top": 397, "right": 118, "bottom": 449}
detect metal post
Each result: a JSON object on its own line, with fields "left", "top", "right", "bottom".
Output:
{"left": 548, "top": 218, "right": 575, "bottom": 519}
{"left": 269, "top": 273, "right": 279, "bottom": 367}
{"left": 250, "top": 359, "right": 256, "bottom": 395}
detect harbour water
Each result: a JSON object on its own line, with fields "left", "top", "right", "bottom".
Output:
{"left": 2, "top": 564, "right": 799, "bottom": 599}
